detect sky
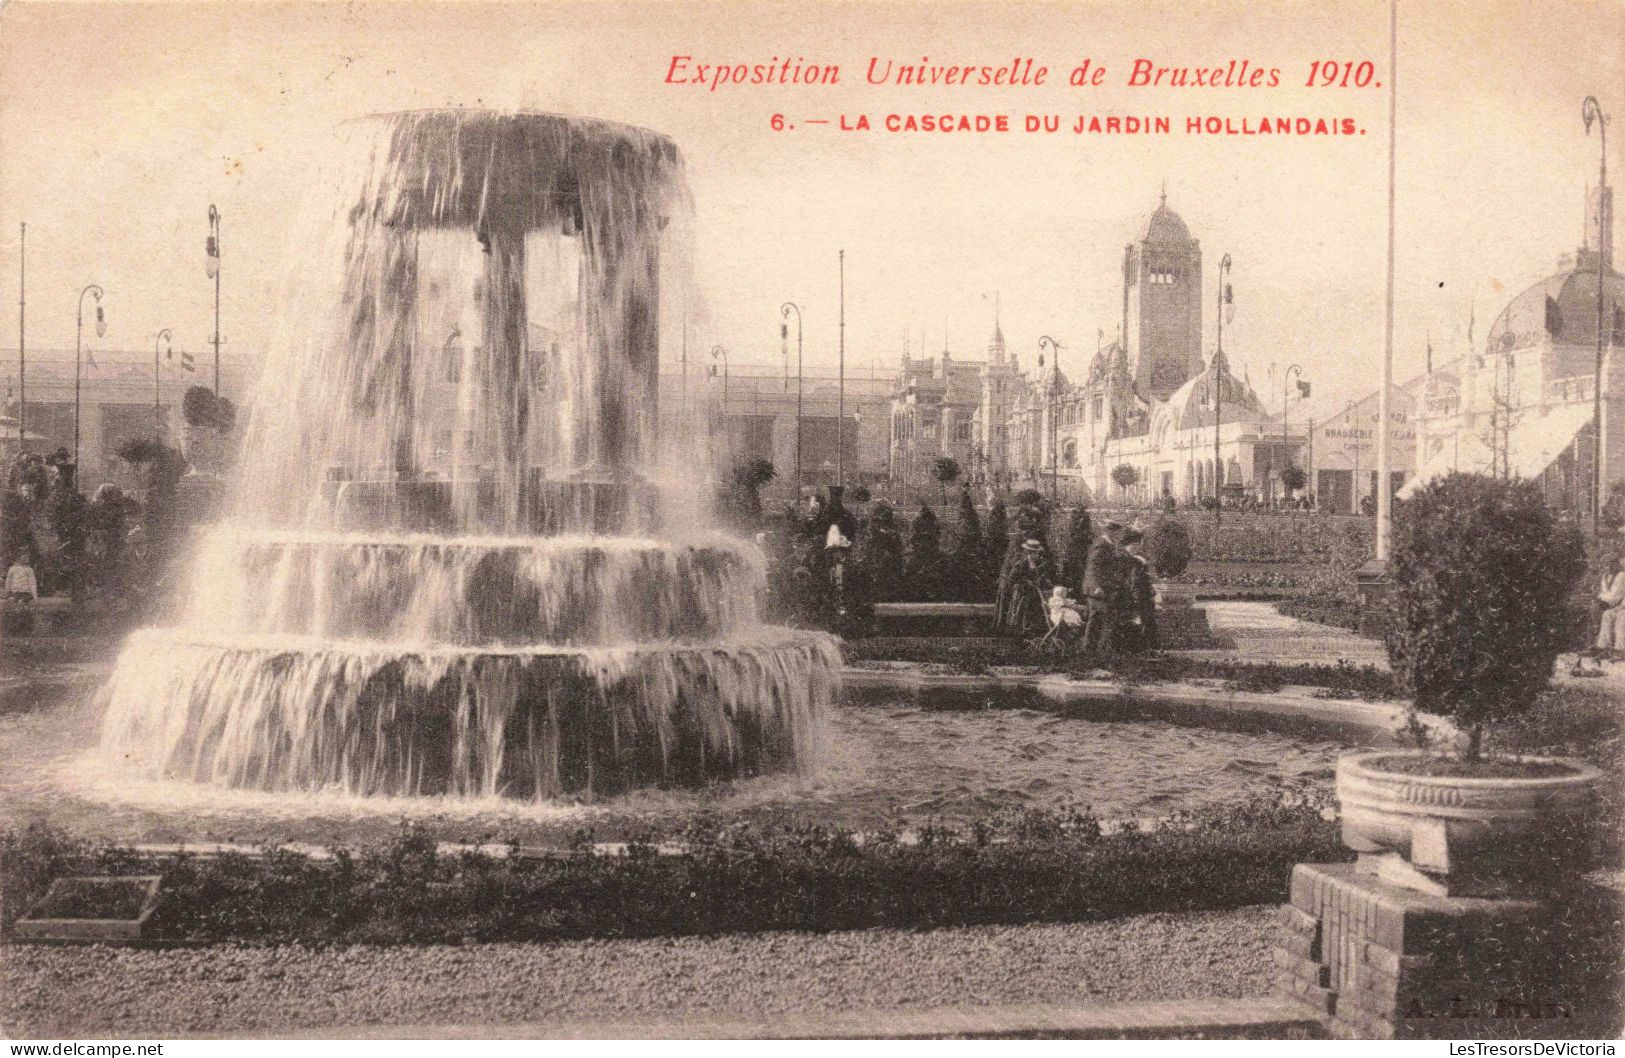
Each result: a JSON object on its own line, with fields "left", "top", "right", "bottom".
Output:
{"left": 0, "top": 0, "right": 1621, "bottom": 406}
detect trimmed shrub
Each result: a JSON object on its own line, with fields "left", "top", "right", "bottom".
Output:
{"left": 980, "top": 500, "right": 1009, "bottom": 595}
{"left": 951, "top": 488, "right": 983, "bottom": 601}
{"left": 905, "top": 504, "right": 945, "bottom": 601}
{"left": 932, "top": 456, "right": 961, "bottom": 504}
{"left": 1146, "top": 518, "right": 1193, "bottom": 579}
{"left": 1387, "top": 473, "right": 1587, "bottom": 758}
{"left": 1060, "top": 507, "right": 1095, "bottom": 589}
{"left": 855, "top": 501, "right": 905, "bottom": 603}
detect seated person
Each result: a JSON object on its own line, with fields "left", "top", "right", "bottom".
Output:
{"left": 1047, "top": 585, "right": 1085, "bottom": 628}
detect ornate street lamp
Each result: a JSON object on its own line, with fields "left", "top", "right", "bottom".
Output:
{"left": 1213, "top": 253, "right": 1233, "bottom": 525}
{"left": 1283, "top": 363, "right": 1306, "bottom": 500}
{"left": 1346, "top": 399, "right": 1362, "bottom": 515}
{"left": 1584, "top": 95, "right": 1610, "bottom": 529}
{"left": 782, "top": 302, "right": 804, "bottom": 493}
{"left": 74, "top": 284, "right": 106, "bottom": 476}
{"left": 1038, "top": 335, "right": 1063, "bottom": 505}
{"left": 709, "top": 343, "right": 729, "bottom": 407}
{"left": 153, "top": 328, "right": 173, "bottom": 443}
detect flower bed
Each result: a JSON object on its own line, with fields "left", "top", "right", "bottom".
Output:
{"left": 1, "top": 801, "right": 1346, "bottom": 946}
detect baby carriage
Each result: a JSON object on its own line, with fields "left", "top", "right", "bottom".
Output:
{"left": 1031, "top": 585, "right": 1086, "bottom": 655}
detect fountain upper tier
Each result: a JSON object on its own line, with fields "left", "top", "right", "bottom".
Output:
{"left": 229, "top": 109, "right": 689, "bottom": 535}
{"left": 184, "top": 526, "right": 764, "bottom": 647}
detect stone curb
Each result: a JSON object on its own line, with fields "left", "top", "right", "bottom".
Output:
{"left": 240, "top": 997, "right": 1322, "bottom": 1040}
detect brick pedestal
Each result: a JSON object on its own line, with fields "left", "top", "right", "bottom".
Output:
{"left": 1276, "top": 862, "right": 1621, "bottom": 1039}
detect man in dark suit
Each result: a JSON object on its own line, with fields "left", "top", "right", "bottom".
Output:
{"left": 1120, "top": 528, "right": 1158, "bottom": 653}
{"left": 1081, "top": 520, "right": 1127, "bottom": 657}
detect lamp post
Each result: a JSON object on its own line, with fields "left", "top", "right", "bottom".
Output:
{"left": 75, "top": 284, "right": 105, "bottom": 476}
{"left": 1214, "top": 253, "right": 1232, "bottom": 525}
{"left": 1584, "top": 95, "right": 1610, "bottom": 529}
{"left": 1346, "top": 399, "right": 1361, "bottom": 515}
{"left": 1283, "top": 363, "right": 1304, "bottom": 500}
{"left": 1038, "top": 335, "right": 1063, "bottom": 505}
{"left": 16, "top": 223, "right": 24, "bottom": 455}
{"left": 206, "top": 205, "right": 222, "bottom": 397}
{"left": 153, "top": 328, "right": 173, "bottom": 443}
{"left": 782, "top": 302, "right": 804, "bottom": 494}
{"left": 709, "top": 343, "right": 729, "bottom": 420}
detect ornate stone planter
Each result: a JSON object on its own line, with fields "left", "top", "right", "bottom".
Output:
{"left": 1336, "top": 750, "right": 1603, "bottom": 896}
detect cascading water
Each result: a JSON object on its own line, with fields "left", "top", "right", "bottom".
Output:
{"left": 97, "top": 110, "right": 841, "bottom": 799}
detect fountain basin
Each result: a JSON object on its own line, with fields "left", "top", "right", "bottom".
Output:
{"left": 100, "top": 627, "right": 840, "bottom": 799}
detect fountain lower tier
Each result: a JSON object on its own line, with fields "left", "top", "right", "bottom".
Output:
{"left": 99, "top": 627, "right": 841, "bottom": 799}
{"left": 186, "top": 530, "right": 762, "bottom": 646}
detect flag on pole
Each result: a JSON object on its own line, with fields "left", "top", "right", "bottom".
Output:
{"left": 84, "top": 348, "right": 98, "bottom": 369}
{"left": 1222, "top": 282, "right": 1235, "bottom": 325}
{"left": 181, "top": 351, "right": 196, "bottom": 372}
{"left": 1297, "top": 380, "right": 1312, "bottom": 398}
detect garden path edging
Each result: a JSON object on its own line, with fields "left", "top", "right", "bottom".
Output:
{"left": 841, "top": 664, "right": 1461, "bottom": 748}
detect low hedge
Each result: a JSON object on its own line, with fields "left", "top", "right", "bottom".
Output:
{"left": 1276, "top": 597, "right": 1365, "bottom": 633}
{"left": 2, "top": 800, "right": 1345, "bottom": 946}
{"left": 843, "top": 639, "right": 1400, "bottom": 699}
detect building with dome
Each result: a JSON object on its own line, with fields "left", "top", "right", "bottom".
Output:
{"left": 1407, "top": 183, "right": 1625, "bottom": 512}
{"left": 1029, "top": 194, "right": 1300, "bottom": 505}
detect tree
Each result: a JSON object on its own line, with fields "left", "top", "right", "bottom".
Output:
{"left": 905, "top": 504, "right": 945, "bottom": 601}
{"left": 951, "top": 487, "right": 983, "bottom": 600}
{"left": 980, "top": 499, "right": 1009, "bottom": 599}
{"left": 730, "top": 458, "right": 776, "bottom": 524}
{"left": 182, "top": 386, "right": 221, "bottom": 429}
{"left": 1386, "top": 473, "right": 1586, "bottom": 759}
{"left": 932, "top": 456, "right": 961, "bottom": 504}
{"left": 855, "top": 501, "right": 906, "bottom": 602}
{"left": 117, "top": 439, "right": 188, "bottom": 578}
{"left": 1281, "top": 464, "right": 1308, "bottom": 495}
{"left": 1060, "top": 506, "right": 1095, "bottom": 589}
{"left": 1111, "top": 463, "right": 1139, "bottom": 498}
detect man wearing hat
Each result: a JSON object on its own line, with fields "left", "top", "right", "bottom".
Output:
{"left": 1081, "top": 520, "right": 1129, "bottom": 656}
{"left": 1119, "top": 527, "right": 1158, "bottom": 652}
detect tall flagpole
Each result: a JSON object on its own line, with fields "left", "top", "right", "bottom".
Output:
{"left": 1376, "top": 0, "right": 1397, "bottom": 561}
{"left": 838, "top": 249, "right": 846, "bottom": 488}
{"left": 16, "top": 222, "right": 24, "bottom": 453}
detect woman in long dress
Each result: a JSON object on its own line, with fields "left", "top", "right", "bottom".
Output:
{"left": 1596, "top": 554, "right": 1625, "bottom": 658}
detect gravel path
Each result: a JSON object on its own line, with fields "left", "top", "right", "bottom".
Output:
{"left": 1, "top": 907, "right": 1275, "bottom": 1038}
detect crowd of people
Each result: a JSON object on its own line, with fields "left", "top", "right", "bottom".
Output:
{"left": 749, "top": 478, "right": 1169, "bottom": 658}
{"left": 1, "top": 445, "right": 184, "bottom": 633}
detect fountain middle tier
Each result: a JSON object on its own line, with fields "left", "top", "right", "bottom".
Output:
{"left": 99, "top": 626, "right": 841, "bottom": 799}
{"left": 181, "top": 528, "right": 765, "bottom": 646}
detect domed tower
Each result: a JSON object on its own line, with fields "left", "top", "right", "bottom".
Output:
{"left": 1123, "top": 189, "right": 1204, "bottom": 400}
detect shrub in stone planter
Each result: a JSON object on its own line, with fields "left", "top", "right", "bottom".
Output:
{"left": 1386, "top": 473, "right": 1586, "bottom": 758}
{"left": 1344, "top": 473, "right": 1599, "bottom": 894}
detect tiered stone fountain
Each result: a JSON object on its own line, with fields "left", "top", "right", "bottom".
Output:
{"left": 98, "top": 110, "right": 839, "bottom": 799}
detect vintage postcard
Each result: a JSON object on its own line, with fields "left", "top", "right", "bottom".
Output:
{"left": 0, "top": 0, "right": 1621, "bottom": 1046}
